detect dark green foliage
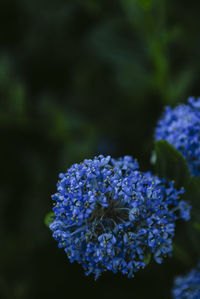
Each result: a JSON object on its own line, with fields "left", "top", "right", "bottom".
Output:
{"left": 184, "top": 177, "right": 200, "bottom": 255}
{"left": 155, "top": 140, "right": 191, "bottom": 188}
{"left": 185, "top": 177, "right": 200, "bottom": 210}
{"left": 154, "top": 140, "right": 200, "bottom": 257}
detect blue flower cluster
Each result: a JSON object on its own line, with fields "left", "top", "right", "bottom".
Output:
{"left": 172, "top": 263, "right": 200, "bottom": 299}
{"left": 50, "top": 155, "right": 190, "bottom": 279}
{"left": 155, "top": 97, "right": 200, "bottom": 176}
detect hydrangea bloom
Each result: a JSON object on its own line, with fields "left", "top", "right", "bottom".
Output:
{"left": 155, "top": 97, "right": 200, "bottom": 176}
{"left": 172, "top": 263, "right": 200, "bottom": 299}
{"left": 50, "top": 155, "right": 190, "bottom": 279}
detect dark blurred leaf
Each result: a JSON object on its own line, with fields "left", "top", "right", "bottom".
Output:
{"left": 183, "top": 177, "right": 200, "bottom": 255}
{"left": 155, "top": 140, "right": 191, "bottom": 188}
{"left": 166, "top": 68, "right": 194, "bottom": 105}
{"left": 185, "top": 221, "right": 200, "bottom": 256}
{"left": 193, "top": 222, "right": 200, "bottom": 232}
{"left": 185, "top": 177, "right": 200, "bottom": 208}
{"left": 173, "top": 244, "right": 192, "bottom": 266}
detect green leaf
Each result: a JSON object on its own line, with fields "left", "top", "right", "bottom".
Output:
{"left": 155, "top": 140, "right": 191, "bottom": 188}
{"left": 44, "top": 212, "right": 54, "bottom": 227}
{"left": 144, "top": 252, "right": 151, "bottom": 265}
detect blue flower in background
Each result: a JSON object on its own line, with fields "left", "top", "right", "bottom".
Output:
{"left": 50, "top": 155, "right": 190, "bottom": 279}
{"left": 155, "top": 97, "right": 200, "bottom": 176}
{"left": 172, "top": 263, "right": 200, "bottom": 299}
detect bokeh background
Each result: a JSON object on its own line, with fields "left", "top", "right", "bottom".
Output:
{"left": 1, "top": 0, "right": 200, "bottom": 298}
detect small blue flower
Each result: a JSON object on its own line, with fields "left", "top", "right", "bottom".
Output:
{"left": 172, "top": 263, "right": 200, "bottom": 299}
{"left": 155, "top": 97, "right": 200, "bottom": 176}
{"left": 50, "top": 155, "right": 190, "bottom": 279}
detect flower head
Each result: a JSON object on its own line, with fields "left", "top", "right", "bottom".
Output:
{"left": 155, "top": 97, "right": 200, "bottom": 176}
{"left": 172, "top": 263, "right": 200, "bottom": 299}
{"left": 50, "top": 155, "right": 190, "bottom": 279}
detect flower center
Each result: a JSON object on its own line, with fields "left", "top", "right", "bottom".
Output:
{"left": 90, "top": 199, "right": 130, "bottom": 227}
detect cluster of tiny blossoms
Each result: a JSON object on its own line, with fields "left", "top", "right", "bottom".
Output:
{"left": 50, "top": 155, "right": 190, "bottom": 279}
{"left": 155, "top": 97, "right": 200, "bottom": 176}
{"left": 172, "top": 263, "right": 200, "bottom": 299}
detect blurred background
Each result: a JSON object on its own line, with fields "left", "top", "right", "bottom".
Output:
{"left": 1, "top": 0, "right": 200, "bottom": 298}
